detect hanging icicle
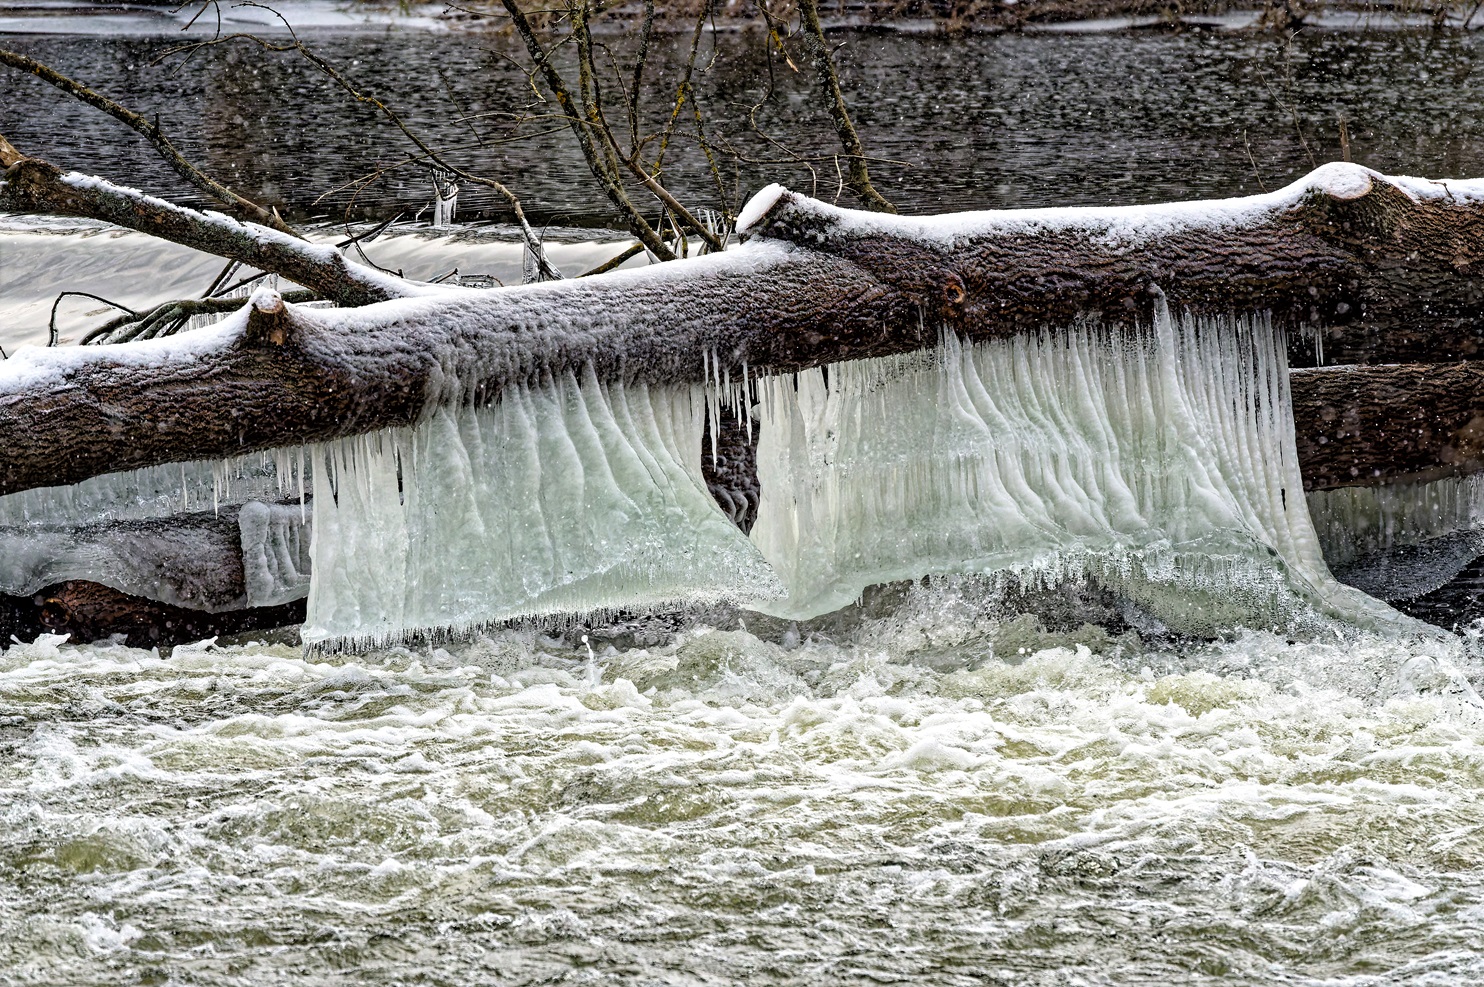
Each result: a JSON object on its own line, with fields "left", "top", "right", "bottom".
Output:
{"left": 745, "top": 300, "right": 1416, "bottom": 635}
{"left": 303, "top": 366, "right": 783, "bottom": 649}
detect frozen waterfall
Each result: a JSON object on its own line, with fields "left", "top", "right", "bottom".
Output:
{"left": 746, "top": 301, "right": 1415, "bottom": 635}
{"left": 302, "top": 368, "right": 784, "bottom": 648}
{"left": 0, "top": 301, "right": 1436, "bottom": 644}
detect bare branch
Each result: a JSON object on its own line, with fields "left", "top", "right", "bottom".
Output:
{"left": 0, "top": 138, "right": 411, "bottom": 307}
{"left": 795, "top": 0, "right": 895, "bottom": 213}
{"left": 0, "top": 47, "right": 302, "bottom": 236}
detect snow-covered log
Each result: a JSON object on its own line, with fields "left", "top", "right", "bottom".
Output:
{"left": 739, "top": 163, "right": 1484, "bottom": 368}
{"left": 4, "top": 163, "right": 1484, "bottom": 499}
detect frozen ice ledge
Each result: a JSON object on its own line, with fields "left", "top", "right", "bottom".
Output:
{"left": 0, "top": 302, "right": 1435, "bottom": 646}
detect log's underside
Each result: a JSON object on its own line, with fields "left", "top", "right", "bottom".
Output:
{"left": 2, "top": 580, "right": 305, "bottom": 650}
{"left": 5, "top": 159, "right": 1484, "bottom": 644}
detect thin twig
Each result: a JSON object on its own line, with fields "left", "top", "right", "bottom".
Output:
{"left": 49, "top": 292, "right": 136, "bottom": 347}
{"left": 578, "top": 241, "right": 646, "bottom": 277}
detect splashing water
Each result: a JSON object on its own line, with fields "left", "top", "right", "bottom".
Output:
{"left": 2, "top": 585, "right": 1484, "bottom": 986}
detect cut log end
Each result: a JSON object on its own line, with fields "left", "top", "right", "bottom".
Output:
{"left": 244, "top": 288, "right": 293, "bottom": 347}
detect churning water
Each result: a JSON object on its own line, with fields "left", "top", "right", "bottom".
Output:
{"left": 3, "top": 586, "right": 1484, "bottom": 985}
{"left": 7, "top": 13, "right": 1484, "bottom": 985}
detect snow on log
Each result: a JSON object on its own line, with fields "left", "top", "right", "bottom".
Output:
{"left": 738, "top": 164, "right": 1484, "bottom": 368}
{"left": 1, "top": 163, "right": 1482, "bottom": 500}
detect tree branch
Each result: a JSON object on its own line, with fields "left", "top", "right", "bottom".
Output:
{"left": 4, "top": 165, "right": 1483, "bottom": 499}
{"left": 0, "top": 47, "right": 302, "bottom": 236}
{"left": 796, "top": 0, "right": 896, "bottom": 213}
{"left": 0, "top": 141, "right": 414, "bottom": 307}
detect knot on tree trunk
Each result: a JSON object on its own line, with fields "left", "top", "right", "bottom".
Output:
{"left": 244, "top": 288, "right": 293, "bottom": 347}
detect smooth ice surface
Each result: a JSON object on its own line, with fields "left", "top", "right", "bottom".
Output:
{"left": 1310, "top": 475, "right": 1484, "bottom": 600}
{"left": 0, "top": 452, "right": 310, "bottom": 610}
{"left": 304, "top": 369, "right": 782, "bottom": 647}
{"left": 748, "top": 304, "right": 1414, "bottom": 635}
{"left": 239, "top": 502, "right": 312, "bottom": 608}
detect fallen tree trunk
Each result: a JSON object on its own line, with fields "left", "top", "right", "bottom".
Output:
{"left": 3, "top": 161, "right": 1484, "bottom": 498}
{"left": 1293, "top": 362, "right": 1484, "bottom": 490}
{"left": 4, "top": 162, "right": 1484, "bottom": 643}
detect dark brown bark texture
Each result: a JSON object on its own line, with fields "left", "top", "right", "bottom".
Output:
{"left": 1292, "top": 362, "right": 1484, "bottom": 491}
{"left": 5, "top": 165, "right": 1484, "bottom": 500}
{"left": 742, "top": 171, "right": 1484, "bottom": 369}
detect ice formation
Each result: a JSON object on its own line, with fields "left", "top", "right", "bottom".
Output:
{"left": 0, "top": 452, "right": 311, "bottom": 611}
{"left": 1308, "top": 475, "right": 1484, "bottom": 600}
{"left": 746, "top": 300, "right": 1414, "bottom": 635}
{"left": 0, "top": 450, "right": 307, "bottom": 529}
{"left": 432, "top": 169, "right": 459, "bottom": 229}
{"left": 303, "top": 367, "right": 783, "bottom": 648}
{"left": 239, "top": 501, "right": 313, "bottom": 607}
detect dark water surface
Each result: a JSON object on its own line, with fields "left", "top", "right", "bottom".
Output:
{"left": 2, "top": 24, "right": 1481, "bottom": 224}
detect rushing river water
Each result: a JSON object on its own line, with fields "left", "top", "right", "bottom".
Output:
{"left": 6, "top": 10, "right": 1484, "bottom": 986}
{"left": 3, "top": 13, "right": 1483, "bottom": 224}
{"left": 4, "top": 592, "right": 1484, "bottom": 985}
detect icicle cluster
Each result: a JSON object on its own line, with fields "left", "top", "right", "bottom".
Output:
{"left": 1308, "top": 475, "right": 1484, "bottom": 600}
{"left": 1308, "top": 475, "right": 1484, "bottom": 567}
{"left": 302, "top": 367, "right": 783, "bottom": 649}
{"left": 4, "top": 300, "right": 1435, "bottom": 644}
{"left": 0, "top": 450, "right": 311, "bottom": 610}
{"left": 745, "top": 302, "right": 1410, "bottom": 635}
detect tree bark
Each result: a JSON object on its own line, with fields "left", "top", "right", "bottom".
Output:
{"left": 1292, "top": 362, "right": 1484, "bottom": 490}
{"left": 5, "top": 163, "right": 1484, "bottom": 500}
{"left": 3, "top": 581, "right": 305, "bottom": 650}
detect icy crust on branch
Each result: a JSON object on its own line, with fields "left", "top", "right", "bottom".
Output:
{"left": 0, "top": 448, "right": 307, "bottom": 527}
{"left": 1309, "top": 476, "right": 1484, "bottom": 601}
{"left": 736, "top": 163, "right": 1484, "bottom": 246}
{"left": 286, "top": 241, "right": 796, "bottom": 403}
{"left": 303, "top": 369, "right": 783, "bottom": 649}
{"left": 0, "top": 450, "right": 311, "bottom": 610}
{"left": 746, "top": 304, "right": 1416, "bottom": 636}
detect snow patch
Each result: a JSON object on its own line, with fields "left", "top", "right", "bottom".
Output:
{"left": 735, "top": 184, "right": 789, "bottom": 237}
